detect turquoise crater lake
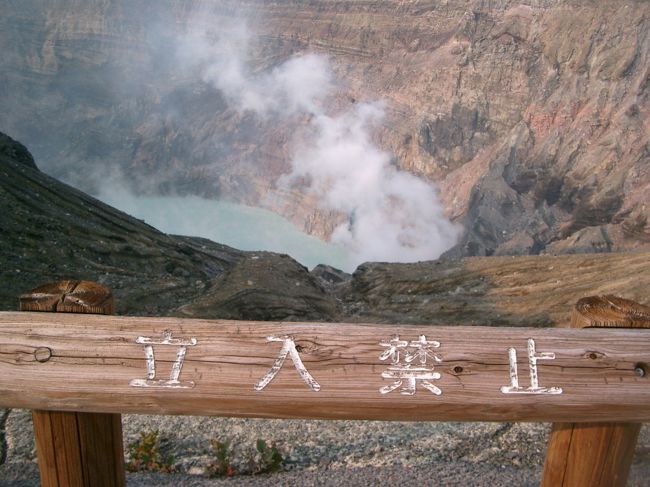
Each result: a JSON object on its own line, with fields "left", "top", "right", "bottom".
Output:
{"left": 97, "top": 192, "right": 352, "bottom": 271}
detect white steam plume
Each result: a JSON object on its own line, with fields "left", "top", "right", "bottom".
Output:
{"left": 178, "top": 22, "right": 331, "bottom": 117}
{"left": 177, "top": 19, "right": 460, "bottom": 267}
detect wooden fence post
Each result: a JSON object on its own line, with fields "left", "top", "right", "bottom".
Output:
{"left": 20, "top": 281, "right": 125, "bottom": 487}
{"left": 541, "top": 295, "right": 650, "bottom": 487}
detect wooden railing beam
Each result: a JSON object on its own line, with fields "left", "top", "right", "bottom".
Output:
{"left": 1, "top": 311, "right": 650, "bottom": 422}
{"left": 5, "top": 292, "right": 650, "bottom": 485}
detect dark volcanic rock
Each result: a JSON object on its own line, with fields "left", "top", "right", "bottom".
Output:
{"left": 0, "top": 133, "right": 37, "bottom": 171}
{"left": 418, "top": 102, "right": 494, "bottom": 173}
{"left": 177, "top": 253, "right": 339, "bottom": 322}
{"left": 310, "top": 264, "right": 351, "bottom": 290}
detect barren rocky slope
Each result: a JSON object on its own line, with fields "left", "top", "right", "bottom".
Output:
{"left": 1, "top": 0, "right": 648, "bottom": 257}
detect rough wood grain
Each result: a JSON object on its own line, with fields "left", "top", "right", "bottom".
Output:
{"left": 32, "top": 411, "right": 84, "bottom": 486}
{"left": 1, "top": 311, "right": 650, "bottom": 422}
{"left": 19, "top": 280, "right": 115, "bottom": 315}
{"left": 31, "top": 409, "right": 125, "bottom": 487}
{"left": 541, "top": 295, "right": 650, "bottom": 487}
{"left": 76, "top": 412, "right": 125, "bottom": 487}
{"left": 20, "top": 283, "right": 124, "bottom": 487}
{"left": 571, "top": 295, "right": 650, "bottom": 329}
{"left": 542, "top": 422, "right": 640, "bottom": 487}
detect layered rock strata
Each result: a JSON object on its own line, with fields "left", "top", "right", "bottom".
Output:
{"left": 1, "top": 1, "right": 648, "bottom": 256}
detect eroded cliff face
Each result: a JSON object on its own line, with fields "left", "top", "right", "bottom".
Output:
{"left": 1, "top": 1, "right": 648, "bottom": 257}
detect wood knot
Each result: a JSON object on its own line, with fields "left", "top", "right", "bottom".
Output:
{"left": 34, "top": 347, "right": 52, "bottom": 363}
{"left": 584, "top": 351, "right": 604, "bottom": 360}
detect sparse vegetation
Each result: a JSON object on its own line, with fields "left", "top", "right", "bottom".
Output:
{"left": 206, "top": 437, "right": 285, "bottom": 476}
{"left": 126, "top": 430, "right": 174, "bottom": 473}
{"left": 252, "top": 438, "right": 285, "bottom": 474}
{"left": 206, "top": 438, "right": 236, "bottom": 477}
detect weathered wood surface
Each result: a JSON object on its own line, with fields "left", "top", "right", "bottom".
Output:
{"left": 19, "top": 280, "right": 115, "bottom": 315}
{"left": 541, "top": 422, "right": 640, "bottom": 487}
{"left": 570, "top": 294, "right": 650, "bottom": 329}
{"left": 1, "top": 312, "right": 650, "bottom": 422}
{"left": 541, "top": 295, "right": 650, "bottom": 487}
{"left": 32, "top": 411, "right": 125, "bottom": 487}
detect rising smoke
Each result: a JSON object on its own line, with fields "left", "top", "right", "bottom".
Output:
{"left": 176, "top": 16, "right": 461, "bottom": 267}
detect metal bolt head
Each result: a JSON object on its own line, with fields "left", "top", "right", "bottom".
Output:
{"left": 635, "top": 363, "right": 647, "bottom": 377}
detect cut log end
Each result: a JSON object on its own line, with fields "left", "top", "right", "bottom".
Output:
{"left": 571, "top": 295, "right": 650, "bottom": 329}
{"left": 19, "top": 280, "right": 114, "bottom": 315}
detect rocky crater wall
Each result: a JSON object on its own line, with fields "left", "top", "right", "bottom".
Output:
{"left": 0, "top": 0, "right": 648, "bottom": 256}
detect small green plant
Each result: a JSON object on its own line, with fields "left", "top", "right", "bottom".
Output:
{"left": 126, "top": 430, "right": 174, "bottom": 473}
{"left": 206, "top": 438, "right": 236, "bottom": 477}
{"left": 252, "top": 439, "right": 284, "bottom": 474}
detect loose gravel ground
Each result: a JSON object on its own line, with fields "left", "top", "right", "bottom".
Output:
{"left": 1, "top": 410, "right": 649, "bottom": 486}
